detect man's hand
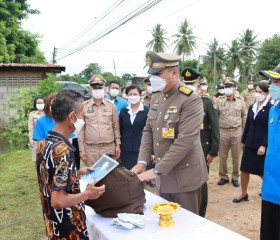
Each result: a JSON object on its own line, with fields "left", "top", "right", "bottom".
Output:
{"left": 206, "top": 155, "right": 215, "bottom": 165}
{"left": 137, "top": 169, "right": 156, "bottom": 182}
{"left": 80, "top": 151, "right": 87, "bottom": 163}
{"left": 257, "top": 146, "right": 266, "bottom": 156}
{"left": 131, "top": 163, "right": 147, "bottom": 174}
{"left": 78, "top": 167, "right": 93, "bottom": 179}
{"left": 85, "top": 180, "right": 105, "bottom": 200}
{"left": 115, "top": 145, "right": 121, "bottom": 159}
{"left": 241, "top": 143, "right": 245, "bottom": 151}
{"left": 28, "top": 141, "right": 34, "bottom": 149}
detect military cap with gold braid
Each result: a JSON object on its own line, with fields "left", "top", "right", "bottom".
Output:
{"left": 146, "top": 51, "right": 181, "bottom": 74}
{"left": 88, "top": 74, "right": 106, "bottom": 86}
{"left": 259, "top": 63, "right": 280, "bottom": 80}
{"left": 181, "top": 68, "right": 201, "bottom": 84}
{"left": 224, "top": 77, "right": 238, "bottom": 87}
{"left": 199, "top": 77, "right": 208, "bottom": 85}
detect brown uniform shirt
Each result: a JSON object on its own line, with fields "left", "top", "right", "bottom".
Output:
{"left": 241, "top": 89, "right": 256, "bottom": 109}
{"left": 78, "top": 98, "right": 121, "bottom": 152}
{"left": 28, "top": 111, "right": 44, "bottom": 143}
{"left": 142, "top": 94, "right": 152, "bottom": 107}
{"left": 138, "top": 81, "right": 208, "bottom": 193}
{"left": 214, "top": 94, "right": 247, "bottom": 128}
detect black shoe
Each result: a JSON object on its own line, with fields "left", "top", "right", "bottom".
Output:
{"left": 217, "top": 178, "right": 229, "bottom": 185}
{"left": 231, "top": 180, "right": 240, "bottom": 187}
{"left": 147, "top": 180, "right": 156, "bottom": 188}
{"left": 232, "top": 194, "right": 249, "bottom": 203}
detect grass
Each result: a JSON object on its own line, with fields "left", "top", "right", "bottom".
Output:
{"left": 0, "top": 149, "right": 45, "bottom": 240}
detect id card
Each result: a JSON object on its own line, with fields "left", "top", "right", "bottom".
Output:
{"left": 162, "top": 128, "right": 175, "bottom": 139}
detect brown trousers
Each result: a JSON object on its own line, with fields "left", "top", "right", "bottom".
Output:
{"left": 219, "top": 128, "right": 242, "bottom": 180}
{"left": 84, "top": 142, "right": 116, "bottom": 166}
{"left": 160, "top": 188, "right": 201, "bottom": 215}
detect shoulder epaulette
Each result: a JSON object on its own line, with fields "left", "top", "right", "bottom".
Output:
{"left": 83, "top": 99, "right": 90, "bottom": 105}
{"left": 201, "top": 93, "right": 210, "bottom": 99}
{"left": 178, "top": 86, "right": 193, "bottom": 96}
{"left": 105, "top": 99, "right": 114, "bottom": 104}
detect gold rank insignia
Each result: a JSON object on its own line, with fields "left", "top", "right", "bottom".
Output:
{"left": 179, "top": 86, "right": 193, "bottom": 96}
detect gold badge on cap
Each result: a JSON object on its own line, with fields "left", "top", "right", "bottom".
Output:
{"left": 147, "top": 56, "right": 153, "bottom": 68}
{"left": 185, "top": 70, "right": 191, "bottom": 77}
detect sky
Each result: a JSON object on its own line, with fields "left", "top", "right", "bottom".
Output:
{"left": 22, "top": 0, "right": 280, "bottom": 78}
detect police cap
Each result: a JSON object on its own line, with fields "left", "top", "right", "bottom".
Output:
{"left": 181, "top": 68, "right": 201, "bottom": 84}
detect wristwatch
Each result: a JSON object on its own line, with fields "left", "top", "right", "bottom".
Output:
{"left": 153, "top": 167, "right": 161, "bottom": 176}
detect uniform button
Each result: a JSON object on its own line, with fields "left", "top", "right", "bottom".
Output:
{"left": 186, "top": 163, "right": 189, "bottom": 167}
{"left": 206, "top": 142, "right": 209, "bottom": 145}
{"left": 163, "top": 98, "right": 166, "bottom": 101}
{"left": 159, "top": 112, "right": 162, "bottom": 114}
{"left": 156, "top": 143, "right": 159, "bottom": 146}
{"left": 157, "top": 127, "right": 159, "bottom": 131}
{"left": 157, "top": 157, "right": 161, "bottom": 161}
{"left": 150, "top": 116, "right": 152, "bottom": 119}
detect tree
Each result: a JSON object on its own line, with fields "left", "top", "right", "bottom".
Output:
{"left": 256, "top": 34, "right": 280, "bottom": 73}
{"left": 146, "top": 24, "right": 169, "bottom": 52}
{"left": 121, "top": 73, "right": 132, "bottom": 82}
{"left": 226, "top": 39, "right": 242, "bottom": 77}
{"left": 0, "top": 0, "right": 45, "bottom": 63}
{"left": 80, "top": 63, "right": 103, "bottom": 80}
{"left": 171, "top": 19, "right": 197, "bottom": 64}
{"left": 238, "top": 29, "right": 259, "bottom": 83}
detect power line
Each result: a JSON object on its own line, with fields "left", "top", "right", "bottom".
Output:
{"left": 57, "top": 0, "right": 163, "bottom": 61}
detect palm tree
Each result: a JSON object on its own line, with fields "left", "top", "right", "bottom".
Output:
{"left": 238, "top": 29, "right": 259, "bottom": 83}
{"left": 146, "top": 24, "right": 169, "bottom": 53}
{"left": 171, "top": 19, "right": 197, "bottom": 64}
{"left": 202, "top": 38, "right": 226, "bottom": 85}
{"left": 226, "top": 39, "right": 242, "bottom": 78}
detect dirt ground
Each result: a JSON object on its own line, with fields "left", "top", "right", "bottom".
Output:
{"left": 205, "top": 173, "right": 262, "bottom": 240}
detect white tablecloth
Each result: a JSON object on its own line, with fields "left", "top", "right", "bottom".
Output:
{"left": 81, "top": 181, "right": 249, "bottom": 240}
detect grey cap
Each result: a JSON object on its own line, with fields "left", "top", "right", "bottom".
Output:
{"left": 146, "top": 51, "right": 180, "bottom": 74}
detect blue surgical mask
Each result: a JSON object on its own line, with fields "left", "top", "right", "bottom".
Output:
{"left": 269, "top": 83, "right": 280, "bottom": 100}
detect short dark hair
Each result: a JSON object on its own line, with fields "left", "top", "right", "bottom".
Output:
{"left": 108, "top": 80, "right": 120, "bottom": 87}
{"left": 125, "top": 85, "right": 142, "bottom": 95}
{"left": 33, "top": 96, "right": 45, "bottom": 110}
{"left": 52, "top": 90, "right": 84, "bottom": 123}
{"left": 258, "top": 80, "right": 269, "bottom": 93}
{"left": 45, "top": 92, "right": 58, "bottom": 118}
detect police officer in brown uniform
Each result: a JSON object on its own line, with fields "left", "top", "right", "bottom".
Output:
{"left": 214, "top": 78, "right": 247, "bottom": 187}
{"left": 142, "top": 76, "right": 153, "bottom": 107}
{"left": 131, "top": 51, "right": 208, "bottom": 214}
{"left": 241, "top": 80, "right": 256, "bottom": 110}
{"left": 78, "top": 75, "right": 121, "bottom": 167}
{"left": 182, "top": 68, "right": 220, "bottom": 217}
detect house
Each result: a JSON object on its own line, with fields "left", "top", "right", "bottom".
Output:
{"left": 0, "top": 63, "right": 65, "bottom": 125}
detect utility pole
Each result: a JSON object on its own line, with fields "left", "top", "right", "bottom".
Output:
{"left": 52, "top": 47, "right": 57, "bottom": 64}
{"left": 213, "top": 51, "right": 216, "bottom": 89}
{"left": 113, "top": 60, "right": 117, "bottom": 76}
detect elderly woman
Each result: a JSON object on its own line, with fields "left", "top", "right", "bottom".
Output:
{"left": 233, "top": 80, "right": 272, "bottom": 203}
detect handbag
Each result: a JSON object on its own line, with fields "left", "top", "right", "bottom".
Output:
{"left": 85, "top": 165, "right": 146, "bottom": 218}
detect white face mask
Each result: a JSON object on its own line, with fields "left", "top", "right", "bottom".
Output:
{"left": 146, "top": 86, "right": 153, "bottom": 94}
{"left": 224, "top": 88, "right": 233, "bottom": 96}
{"left": 201, "top": 85, "right": 208, "bottom": 91}
{"left": 255, "top": 93, "right": 266, "bottom": 102}
{"left": 71, "top": 112, "right": 85, "bottom": 135}
{"left": 128, "top": 95, "right": 140, "bottom": 104}
{"left": 91, "top": 89, "right": 105, "bottom": 99}
{"left": 122, "top": 93, "right": 128, "bottom": 100}
{"left": 36, "top": 103, "right": 45, "bottom": 111}
{"left": 218, "top": 89, "right": 225, "bottom": 94}
{"left": 248, "top": 84, "right": 254, "bottom": 90}
{"left": 149, "top": 75, "right": 166, "bottom": 92}
{"left": 186, "top": 85, "right": 197, "bottom": 92}
{"left": 110, "top": 89, "right": 119, "bottom": 97}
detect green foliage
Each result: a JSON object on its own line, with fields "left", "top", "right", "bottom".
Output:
{"left": 37, "top": 73, "right": 63, "bottom": 98}
{"left": 146, "top": 24, "right": 169, "bottom": 52}
{"left": 0, "top": 149, "right": 45, "bottom": 238}
{"left": 80, "top": 63, "right": 102, "bottom": 80}
{"left": 256, "top": 34, "right": 280, "bottom": 72}
{"left": 0, "top": 0, "right": 46, "bottom": 63}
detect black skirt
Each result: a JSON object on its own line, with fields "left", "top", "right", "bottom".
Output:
{"left": 240, "top": 146, "right": 265, "bottom": 176}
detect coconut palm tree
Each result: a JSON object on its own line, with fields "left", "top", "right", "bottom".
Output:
{"left": 226, "top": 39, "right": 242, "bottom": 77}
{"left": 171, "top": 19, "right": 197, "bottom": 64}
{"left": 146, "top": 24, "right": 169, "bottom": 53}
{"left": 238, "top": 29, "right": 259, "bottom": 83}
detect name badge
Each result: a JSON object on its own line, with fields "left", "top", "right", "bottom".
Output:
{"left": 87, "top": 108, "right": 94, "bottom": 113}
{"left": 201, "top": 122, "right": 204, "bottom": 130}
{"left": 162, "top": 128, "right": 175, "bottom": 139}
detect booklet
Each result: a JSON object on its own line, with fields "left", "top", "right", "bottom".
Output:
{"left": 81, "top": 154, "right": 119, "bottom": 184}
